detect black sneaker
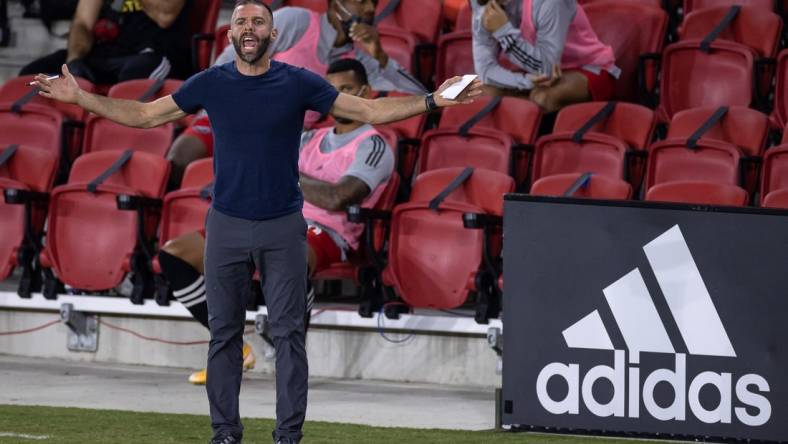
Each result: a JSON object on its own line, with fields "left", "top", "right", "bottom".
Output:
{"left": 210, "top": 434, "right": 242, "bottom": 444}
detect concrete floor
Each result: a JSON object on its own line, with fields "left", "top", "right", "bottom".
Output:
{"left": 0, "top": 355, "right": 497, "bottom": 431}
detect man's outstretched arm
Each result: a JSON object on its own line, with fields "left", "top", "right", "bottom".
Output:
{"left": 33, "top": 65, "right": 187, "bottom": 129}
{"left": 330, "top": 76, "right": 483, "bottom": 125}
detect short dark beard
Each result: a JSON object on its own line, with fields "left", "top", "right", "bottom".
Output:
{"left": 232, "top": 34, "right": 271, "bottom": 65}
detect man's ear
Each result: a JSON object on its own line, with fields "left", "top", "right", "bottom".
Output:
{"left": 226, "top": 28, "right": 232, "bottom": 45}
{"left": 271, "top": 27, "right": 279, "bottom": 41}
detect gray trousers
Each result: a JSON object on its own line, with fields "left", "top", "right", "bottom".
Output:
{"left": 204, "top": 208, "right": 308, "bottom": 442}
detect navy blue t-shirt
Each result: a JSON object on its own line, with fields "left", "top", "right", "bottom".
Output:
{"left": 172, "top": 61, "right": 339, "bottom": 220}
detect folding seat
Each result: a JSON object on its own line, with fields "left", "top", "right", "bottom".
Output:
{"left": 313, "top": 173, "right": 401, "bottom": 317}
{"left": 531, "top": 132, "right": 628, "bottom": 185}
{"left": 382, "top": 167, "right": 515, "bottom": 322}
{"left": 40, "top": 150, "right": 170, "bottom": 302}
{"left": 760, "top": 145, "right": 788, "bottom": 206}
{"left": 0, "top": 145, "right": 59, "bottom": 296}
{"left": 454, "top": 1, "right": 472, "bottom": 32}
{"left": 771, "top": 50, "right": 788, "bottom": 128}
{"left": 439, "top": 96, "right": 542, "bottom": 146}
{"left": 658, "top": 39, "right": 754, "bottom": 121}
{"left": 375, "top": 0, "right": 442, "bottom": 44}
{"left": 644, "top": 139, "right": 742, "bottom": 192}
{"left": 213, "top": 24, "right": 231, "bottom": 63}
{"left": 0, "top": 103, "right": 62, "bottom": 157}
{"left": 667, "top": 106, "right": 768, "bottom": 157}
{"left": 107, "top": 79, "right": 190, "bottom": 128}
{"left": 679, "top": 5, "right": 782, "bottom": 59}
{"left": 82, "top": 116, "right": 174, "bottom": 157}
{"left": 187, "top": 0, "right": 222, "bottom": 72}
{"left": 159, "top": 158, "right": 213, "bottom": 245}
{"left": 583, "top": 0, "right": 669, "bottom": 103}
{"left": 530, "top": 172, "right": 632, "bottom": 200}
{"left": 645, "top": 181, "right": 748, "bottom": 206}
{"left": 435, "top": 31, "right": 473, "bottom": 86}
{"left": 378, "top": 26, "right": 419, "bottom": 72}
{"left": 554, "top": 102, "right": 656, "bottom": 151}
{"left": 419, "top": 127, "right": 513, "bottom": 176}
{"left": 683, "top": 0, "right": 775, "bottom": 14}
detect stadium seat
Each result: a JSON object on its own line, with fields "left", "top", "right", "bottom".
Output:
{"left": 679, "top": 5, "right": 782, "bottom": 59}
{"left": 760, "top": 145, "right": 788, "bottom": 206}
{"left": 378, "top": 25, "right": 419, "bottom": 72}
{"left": 584, "top": 0, "right": 669, "bottom": 103}
{"left": 0, "top": 145, "right": 59, "bottom": 288}
{"left": 763, "top": 188, "right": 788, "bottom": 208}
{"left": 683, "top": 0, "right": 775, "bottom": 14}
{"left": 0, "top": 75, "right": 95, "bottom": 122}
{"left": 644, "top": 138, "right": 742, "bottom": 191}
{"left": 530, "top": 172, "right": 632, "bottom": 200}
{"left": 213, "top": 24, "right": 231, "bottom": 63}
{"left": 439, "top": 96, "right": 542, "bottom": 145}
{"left": 159, "top": 158, "right": 214, "bottom": 245}
{"left": 770, "top": 49, "right": 788, "bottom": 128}
{"left": 314, "top": 173, "right": 401, "bottom": 316}
{"left": 554, "top": 102, "right": 656, "bottom": 151}
{"left": 418, "top": 127, "right": 513, "bottom": 176}
{"left": 83, "top": 116, "right": 174, "bottom": 157}
{"left": 382, "top": 167, "right": 514, "bottom": 322}
{"left": 375, "top": 0, "right": 442, "bottom": 44}
{"left": 435, "top": 31, "right": 473, "bottom": 86}
{"left": 667, "top": 106, "right": 768, "bottom": 157}
{"left": 107, "top": 79, "right": 190, "bottom": 128}
{"left": 579, "top": 0, "right": 663, "bottom": 6}
{"left": 40, "top": 150, "right": 170, "bottom": 300}
{"left": 188, "top": 0, "right": 222, "bottom": 72}
{"left": 658, "top": 40, "right": 754, "bottom": 121}
{"left": 454, "top": 1, "right": 472, "bottom": 31}
{"left": 645, "top": 181, "right": 748, "bottom": 206}
{"left": 531, "top": 132, "right": 629, "bottom": 183}
{"left": 0, "top": 103, "right": 62, "bottom": 157}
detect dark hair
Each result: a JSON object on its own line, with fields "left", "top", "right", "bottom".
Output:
{"left": 233, "top": 0, "right": 274, "bottom": 21}
{"left": 326, "top": 59, "right": 369, "bottom": 86}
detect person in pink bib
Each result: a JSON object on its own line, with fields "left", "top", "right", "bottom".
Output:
{"left": 471, "top": 0, "right": 619, "bottom": 112}
{"left": 167, "top": 0, "right": 422, "bottom": 188}
{"left": 157, "top": 58, "right": 394, "bottom": 385}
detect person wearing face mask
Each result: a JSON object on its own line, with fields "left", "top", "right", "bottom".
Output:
{"left": 157, "top": 58, "right": 394, "bottom": 387}
{"left": 165, "top": 0, "right": 424, "bottom": 189}
{"left": 472, "top": 0, "right": 619, "bottom": 113}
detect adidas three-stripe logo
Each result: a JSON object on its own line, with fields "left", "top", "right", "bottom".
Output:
{"left": 365, "top": 136, "right": 386, "bottom": 168}
{"left": 535, "top": 225, "right": 772, "bottom": 427}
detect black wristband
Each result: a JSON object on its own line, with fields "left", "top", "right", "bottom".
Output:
{"left": 424, "top": 93, "right": 438, "bottom": 112}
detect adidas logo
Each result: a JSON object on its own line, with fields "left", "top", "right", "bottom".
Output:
{"left": 536, "top": 225, "right": 771, "bottom": 427}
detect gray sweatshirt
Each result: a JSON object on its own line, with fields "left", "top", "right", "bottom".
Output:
{"left": 217, "top": 7, "right": 427, "bottom": 94}
{"left": 471, "top": 0, "right": 619, "bottom": 91}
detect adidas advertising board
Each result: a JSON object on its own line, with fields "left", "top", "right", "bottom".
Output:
{"left": 501, "top": 196, "right": 788, "bottom": 442}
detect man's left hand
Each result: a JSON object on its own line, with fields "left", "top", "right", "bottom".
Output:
{"left": 482, "top": 0, "right": 509, "bottom": 33}
{"left": 350, "top": 23, "right": 389, "bottom": 68}
{"left": 434, "top": 76, "right": 484, "bottom": 107}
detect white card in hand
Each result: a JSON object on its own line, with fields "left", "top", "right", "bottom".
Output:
{"left": 439, "top": 74, "right": 478, "bottom": 100}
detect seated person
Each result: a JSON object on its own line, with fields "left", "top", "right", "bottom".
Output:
{"left": 158, "top": 59, "right": 395, "bottom": 384}
{"left": 20, "top": 0, "right": 187, "bottom": 84}
{"left": 471, "top": 0, "right": 619, "bottom": 112}
{"left": 167, "top": 0, "right": 424, "bottom": 188}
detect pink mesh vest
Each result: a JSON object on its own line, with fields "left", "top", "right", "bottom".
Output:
{"left": 299, "top": 127, "right": 390, "bottom": 250}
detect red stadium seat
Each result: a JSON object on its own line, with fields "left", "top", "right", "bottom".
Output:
{"left": 0, "top": 75, "right": 95, "bottom": 122}
{"left": 658, "top": 40, "right": 754, "bottom": 121}
{"left": 439, "top": 96, "right": 542, "bottom": 145}
{"left": 679, "top": 5, "right": 782, "bottom": 59}
{"left": 83, "top": 116, "right": 174, "bottom": 157}
{"left": 531, "top": 132, "right": 629, "bottom": 183}
{"left": 213, "top": 24, "right": 231, "bottom": 63}
{"left": 763, "top": 188, "right": 788, "bottom": 208}
{"left": 435, "top": 31, "right": 473, "bottom": 86}
{"left": 579, "top": 0, "right": 663, "bottom": 6}
{"left": 0, "top": 145, "right": 59, "bottom": 285}
{"left": 530, "top": 173, "right": 632, "bottom": 200}
{"left": 159, "top": 158, "right": 214, "bottom": 245}
{"left": 584, "top": 0, "right": 669, "bottom": 102}
{"left": 771, "top": 49, "right": 788, "bottom": 128}
{"left": 189, "top": 0, "right": 222, "bottom": 72}
{"left": 41, "top": 151, "right": 170, "bottom": 299}
{"left": 376, "top": 0, "right": 442, "bottom": 44}
{"left": 645, "top": 139, "right": 742, "bottom": 191}
{"left": 684, "top": 0, "right": 775, "bottom": 14}
{"left": 378, "top": 25, "right": 418, "bottom": 72}
{"left": 383, "top": 167, "right": 514, "bottom": 322}
{"left": 646, "top": 181, "right": 748, "bottom": 206}
{"left": 454, "top": 1, "right": 472, "bottom": 31}
{"left": 667, "top": 106, "right": 768, "bottom": 157}
{"left": 760, "top": 145, "right": 788, "bottom": 206}
{"left": 0, "top": 103, "right": 62, "bottom": 157}
{"left": 554, "top": 102, "right": 656, "bottom": 151}
{"left": 419, "top": 127, "right": 513, "bottom": 176}
{"left": 107, "top": 79, "right": 190, "bottom": 128}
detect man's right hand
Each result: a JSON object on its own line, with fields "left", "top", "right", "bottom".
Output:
{"left": 34, "top": 64, "right": 82, "bottom": 104}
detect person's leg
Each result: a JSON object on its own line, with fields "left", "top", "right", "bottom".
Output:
{"left": 529, "top": 70, "right": 591, "bottom": 113}
{"left": 117, "top": 52, "right": 171, "bottom": 81}
{"left": 159, "top": 231, "right": 209, "bottom": 328}
{"left": 18, "top": 49, "right": 80, "bottom": 77}
{"left": 252, "top": 211, "right": 308, "bottom": 444}
{"left": 204, "top": 208, "right": 255, "bottom": 440}
{"left": 166, "top": 115, "right": 213, "bottom": 190}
